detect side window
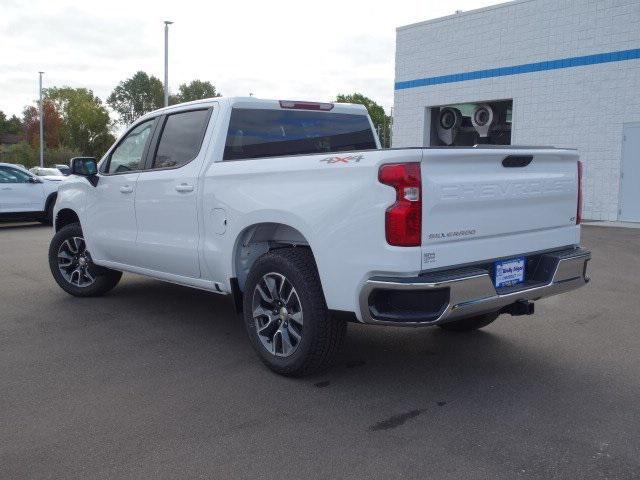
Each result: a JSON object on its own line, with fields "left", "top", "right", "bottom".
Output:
{"left": 152, "top": 109, "right": 210, "bottom": 169}
{"left": 107, "top": 120, "right": 154, "bottom": 174}
{"left": 0, "top": 166, "right": 32, "bottom": 183}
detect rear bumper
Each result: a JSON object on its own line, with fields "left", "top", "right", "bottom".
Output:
{"left": 359, "top": 247, "right": 591, "bottom": 327}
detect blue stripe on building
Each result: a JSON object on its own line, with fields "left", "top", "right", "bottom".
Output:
{"left": 394, "top": 48, "right": 640, "bottom": 91}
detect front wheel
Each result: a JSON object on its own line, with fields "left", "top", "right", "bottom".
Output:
{"left": 438, "top": 312, "right": 499, "bottom": 332}
{"left": 243, "top": 247, "right": 346, "bottom": 377}
{"left": 48, "top": 223, "right": 122, "bottom": 297}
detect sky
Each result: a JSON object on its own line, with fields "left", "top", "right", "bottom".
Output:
{"left": 0, "top": 0, "right": 505, "bottom": 120}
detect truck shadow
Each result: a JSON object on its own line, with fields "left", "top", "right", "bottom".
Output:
{"left": 56, "top": 274, "right": 588, "bottom": 399}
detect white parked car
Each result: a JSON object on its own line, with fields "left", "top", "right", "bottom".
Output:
{"left": 29, "top": 166, "right": 66, "bottom": 181}
{"left": 0, "top": 162, "right": 60, "bottom": 224}
{"left": 49, "top": 97, "right": 591, "bottom": 375}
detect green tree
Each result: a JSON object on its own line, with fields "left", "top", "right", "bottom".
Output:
{"left": 0, "top": 141, "right": 81, "bottom": 169}
{"left": 0, "top": 142, "right": 37, "bottom": 167}
{"left": 46, "top": 145, "right": 82, "bottom": 166}
{"left": 6, "top": 115, "right": 22, "bottom": 134}
{"left": 0, "top": 111, "right": 23, "bottom": 135}
{"left": 45, "top": 87, "right": 115, "bottom": 158}
{"left": 170, "top": 80, "right": 221, "bottom": 104}
{"left": 107, "top": 71, "right": 164, "bottom": 125}
{"left": 336, "top": 93, "right": 391, "bottom": 147}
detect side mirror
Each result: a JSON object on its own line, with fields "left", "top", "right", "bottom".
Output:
{"left": 28, "top": 176, "right": 43, "bottom": 184}
{"left": 70, "top": 157, "right": 98, "bottom": 186}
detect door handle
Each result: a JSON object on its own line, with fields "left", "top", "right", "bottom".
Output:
{"left": 119, "top": 185, "right": 134, "bottom": 194}
{"left": 175, "top": 183, "right": 194, "bottom": 193}
{"left": 1, "top": 187, "right": 12, "bottom": 190}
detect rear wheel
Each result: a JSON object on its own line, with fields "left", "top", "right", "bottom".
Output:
{"left": 243, "top": 247, "right": 346, "bottom": 377}
{"left": 48, "top": 223, "right": 122, "bottom": 297}
{"left": 438, "top": 312, "right": 499, "bottom": 332}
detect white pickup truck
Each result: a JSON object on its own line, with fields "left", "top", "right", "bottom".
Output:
{"left": 49, "top": 97, "right": 591, "bottom": 376}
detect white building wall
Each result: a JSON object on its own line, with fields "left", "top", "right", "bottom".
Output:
{"left": 393, "top": 0, "right": 640, "bottom": 221}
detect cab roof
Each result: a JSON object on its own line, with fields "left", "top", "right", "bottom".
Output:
{"left": 137, "top": 97, "right": 369, "bottom": 122}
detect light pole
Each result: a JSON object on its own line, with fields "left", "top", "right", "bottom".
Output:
{"left": 38, "top": 71, "right": 44, "bottom": 167}
{"left": 164, "top": 21, "right": 173, "bottom": 107}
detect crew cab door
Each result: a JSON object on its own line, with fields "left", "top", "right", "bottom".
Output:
{"left": 85, "top": 119, "right": 157, "bottom": 265}
{"left": 133, "top": 107, "right": 214, "bottom": 278}
{"left": 0, "top": 166, "right": 44, "bottom": 213}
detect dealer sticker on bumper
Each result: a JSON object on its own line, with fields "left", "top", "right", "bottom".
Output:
{"left": 494, "top": 257, "right": 525, "bottom": 288}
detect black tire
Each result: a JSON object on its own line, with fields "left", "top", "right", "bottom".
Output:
{"left": 438, "top": 312, "right": 499, "bottom": 332}
{"left": 39, "top": 199, "right": 54, "bottom": 225}
{"left": 48, "top": 223, "right": 122, "bottom": 297}
{"left": 243, "top": 247, "right": 346, "bottom": 377}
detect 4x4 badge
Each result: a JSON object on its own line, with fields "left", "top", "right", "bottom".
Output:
{"left": 320, "top": 154, "right": 363, "bottom": 164}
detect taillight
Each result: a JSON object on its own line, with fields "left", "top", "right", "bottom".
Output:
{"left": 379, "top": 163, "right": 422, "bottom": 246}
{"left": 576, "top": 160, "right": 583, "bottom": 225}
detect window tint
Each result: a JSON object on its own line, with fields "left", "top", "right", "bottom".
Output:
{"left": 107, "top": 120, "right": 154, "bottom": 174}
{"left": 152, "top": 109, "right": 210, "bottom": 169}
{"left": 223, "top": 109, "right": 376, "bottom": 161}
{"left": 0, "top": 166, "right": 32, "bottom": 183}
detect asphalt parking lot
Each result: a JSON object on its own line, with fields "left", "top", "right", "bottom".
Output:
{"left": 1, "top": 223, "right": 639, "bottom": 479}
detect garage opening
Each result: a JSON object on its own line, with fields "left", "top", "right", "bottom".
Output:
{"left": 428, "top": 99, "right": 512, "bottom": 146}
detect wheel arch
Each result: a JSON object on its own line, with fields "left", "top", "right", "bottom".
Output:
{"left": 231, "top": 222, "right": 315, "bottom": 302}
{"left": 45, "top": 192, "right": 58, "bottom": 211}
{"left": 55, "top": 208, "right": 80, "bottom": 232}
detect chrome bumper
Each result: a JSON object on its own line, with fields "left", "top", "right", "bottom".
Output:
{"left": 359, "top": 248, "right": 591, "bottom": 327}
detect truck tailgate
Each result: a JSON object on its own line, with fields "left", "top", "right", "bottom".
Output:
{"left": 420, "top": 148, "right": 580, "bottom": 270}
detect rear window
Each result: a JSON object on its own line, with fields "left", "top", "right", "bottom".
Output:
{"left": 223, "top": 108, "right": 376, "bottom": 161}
{"left": 152, "top": 109, "right": 211, "bottom": 169}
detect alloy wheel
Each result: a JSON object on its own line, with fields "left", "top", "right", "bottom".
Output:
{"left": 57, "top": 236, "right": 96, "bottom": 288}
{"left": 252, "top": 272, "right": 303, "bottom": 357}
